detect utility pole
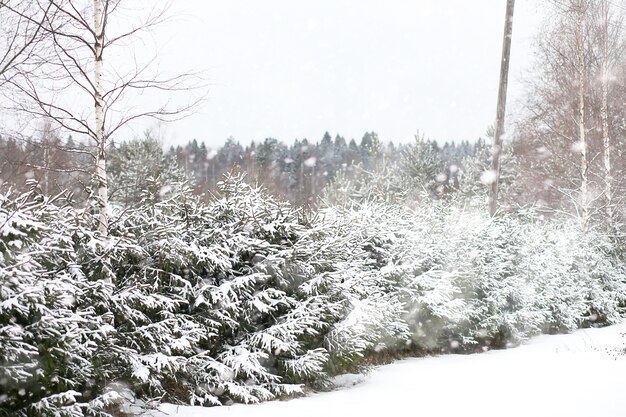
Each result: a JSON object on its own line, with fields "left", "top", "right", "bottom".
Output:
{"left": 488, "top": 0, "right": 515, "bottom": 216}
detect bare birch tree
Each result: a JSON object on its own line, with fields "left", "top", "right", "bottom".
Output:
{"left": 513, "top": 0, "right": 626, "bottom": 231}
{"left": 1, "top": 0, "right": 202, "bottom": 236}
{"left": 516, "top": 0, "right": 626, "bottom": 227}
{"left": 591, "top": 0, "right": 625, "bottom": 224}
{"left": 573, "top": 0, "right": 590, "bottom": 230}
{"left": 599, "top": 2, "right": 612, "bottom": 220}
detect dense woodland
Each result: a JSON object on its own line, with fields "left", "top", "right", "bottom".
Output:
{"left": 0, "top": 130, "right": 479, "bottom": 206}
{"left": 1, "top": 0, "right": 626, "bottom": 416}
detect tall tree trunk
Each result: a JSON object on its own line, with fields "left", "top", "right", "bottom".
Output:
{"left": 600, "top": 1, "right": 612, "bottom": 224}
{"left": 299, "top": 155, "right": 304, "bottom": 203}
{"left": 575, "top": 0, "right": 589, "bottom": 231}
{"left": 93, "top": 0, "right": 108, "bottom": 236}
{"left": 488, "top": 0, "right": 515, "bottom": 216}
{"left": 43, "top": 140, "right": 49, "bottom": 195}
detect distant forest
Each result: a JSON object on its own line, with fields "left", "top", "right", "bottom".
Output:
{"left": 0, "top": 130, "right": 481, "bottom": 207}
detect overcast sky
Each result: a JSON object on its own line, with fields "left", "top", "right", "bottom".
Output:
{"left": 148, "top": 0, "right": 542, "bottom": 148}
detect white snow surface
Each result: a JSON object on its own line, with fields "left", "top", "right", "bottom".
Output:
{"left": 151, "top": 322, "right": 626, "bottom": 417}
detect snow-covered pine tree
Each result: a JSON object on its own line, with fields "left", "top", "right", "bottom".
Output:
{"left": 0, "top": 187, "right": 122, "bottom": 417}
{"left": 108, "top": 134, "right": 191, "bottom": 208}
{"left": 106, "top": 174, "right": 351, "bottom": 406}
{"left": 400, "top": 135, "right": 443, "bottom": 196}
{"left": 458, "top": 137, "right": 522, "bottom": 209}
{"left": 519, "top": 219, "right": 626, "bottom": 332}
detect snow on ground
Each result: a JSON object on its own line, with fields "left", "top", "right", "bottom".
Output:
{"left": 151, "top": 322, "right": 626, "bottom": 417}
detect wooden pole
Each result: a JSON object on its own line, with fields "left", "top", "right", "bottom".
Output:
{"left": 488, "top": 0, "right": 515, "bottom": 216}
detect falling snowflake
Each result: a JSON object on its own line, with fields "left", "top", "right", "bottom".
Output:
{"left": 480, "top": 170, "right": 498, "bottom": 185}
{"left": 159, "top": 185, "right": 173, "bottom": 197}
{"left": 304, "top": 156, "right": 317, "bottom": 167}
{"left": 571, "top": 141, "right": 585, "bottom": 153}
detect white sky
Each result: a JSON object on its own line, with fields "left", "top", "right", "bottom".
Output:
{"left": 146, "top": 0, "right": 543, "bottom": 148}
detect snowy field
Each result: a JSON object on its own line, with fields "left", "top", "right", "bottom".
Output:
{"left": 152, "top": 322, "right": 626, "bottom": 417}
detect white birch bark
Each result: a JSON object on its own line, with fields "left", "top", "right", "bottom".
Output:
{"left": 93, "top": 0, "right": 109, "bottom": 236}
{"left": 576, "top": 0, "right": 589, "bottom": 231}
{"left": 600, "top": 1, "right": 612, "bottom": 223}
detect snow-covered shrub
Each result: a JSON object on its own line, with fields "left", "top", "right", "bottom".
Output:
{"left": 313, "top": 203, "right": 414, "bottom": 370}
{"left": 314, "top": 201, "right": 471, "bottom": 358}
{"left": 104, "top": 168, "right": 626, "bottom": 406}
{"left": 0, "top": 188, "right": 122, "bottom": 417}
{"left": 316, "top": 197, "right": 626, "bottom": 355}
{"left": 321, "top": 163, "right": 419, "bottom": 206}
{"left": 400, "top": 137, "right": 445, "bottom": 195}
{"left": 521, "top": 221, "right": 626, "bottom": 332}
{"left": 2, "top": 171, "right": 625, "bottom": 413}
{"left": 108, "top": 134, "right": 190, "bottom": 208}
{"left": 423, "top": 208, "right": 625, "bottom": 349}
{"left": 457, "top": 138, "right": 522, "bottom": 208}
{"left": 444, "top": 211, "right": 548, "bottom": 348}
{"left": 106, "top": 174, "right": 356, "bottom": 405}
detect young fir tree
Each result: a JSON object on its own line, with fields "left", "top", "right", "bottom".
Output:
{"left": 0, "top": 187, "right": 122, "bottom": 417}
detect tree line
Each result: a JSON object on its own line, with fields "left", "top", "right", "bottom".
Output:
{"left": 0, "top": 129, "right": 481, "bottom": 207}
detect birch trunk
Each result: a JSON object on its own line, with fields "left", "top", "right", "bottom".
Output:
{"left": 576, "top": 1, "right": 589, "bottom": 231}
{"left": 43, "top": 141, "right": 49, "bottom": 195}
{"left": 600, "top": 2, "right": 612, "bottom": 223}
{"left": 93, "top": 0, "right": 108, "bottom": 236}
